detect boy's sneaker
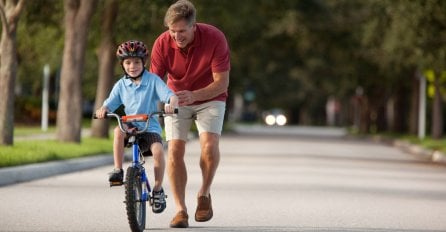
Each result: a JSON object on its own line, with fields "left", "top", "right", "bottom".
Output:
{"left": 108, "top": 169, "right": 124, "bottom": 186}
{"left": 152, "top": 188, "right": 167, "bottom": 213}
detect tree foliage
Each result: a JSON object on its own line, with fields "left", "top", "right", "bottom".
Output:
{"left": 4, "top": 0, "right": 446, "bottom": 143}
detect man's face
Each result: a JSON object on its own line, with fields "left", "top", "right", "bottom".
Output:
{"left": 168, "top": 19, "right": 195, "bottom": 49}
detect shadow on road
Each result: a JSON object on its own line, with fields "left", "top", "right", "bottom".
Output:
{"left": 147, "top": 226, "right": 445, "bottom": 232}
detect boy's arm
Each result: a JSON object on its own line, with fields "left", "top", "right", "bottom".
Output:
{"left": 96, "top": 80, "right": 122, "bottom": 118}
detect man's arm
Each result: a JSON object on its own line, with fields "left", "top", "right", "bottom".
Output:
{"left": 176, "top": 71, "right": 229, "bottom": 106}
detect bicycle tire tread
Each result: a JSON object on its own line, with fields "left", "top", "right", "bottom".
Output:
{"left": 125, "top": 167, "right": 146, "bottom": 232}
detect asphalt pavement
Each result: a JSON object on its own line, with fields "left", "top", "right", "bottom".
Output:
{"left": 1, "top": 128, "right": 446, "bottom": 231}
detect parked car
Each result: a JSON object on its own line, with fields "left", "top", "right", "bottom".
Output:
{"left": 263, "top": 109, "right": 287, "bottom": 126}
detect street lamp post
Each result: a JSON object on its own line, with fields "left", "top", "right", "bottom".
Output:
{"left": 41, "top": 64, "right": 50, "bottom": 132}
{"left": 418, "top": 74, "right": 426, "bottom": 140}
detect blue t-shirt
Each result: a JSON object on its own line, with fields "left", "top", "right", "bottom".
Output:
{"left": 103, "top": 70, "right": 174, "bottom": 135}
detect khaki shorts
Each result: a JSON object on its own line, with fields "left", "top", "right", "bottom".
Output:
{"left": 164, "top": 101, "right": 226, "bottom": 141}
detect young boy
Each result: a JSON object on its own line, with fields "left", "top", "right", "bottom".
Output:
{"left": 95, "top": 40, "right": 178, "bottom": 214}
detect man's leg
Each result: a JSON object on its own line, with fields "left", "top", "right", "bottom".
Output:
{"left": 198, "top": 132, "right": 220, "bottom": 197}
{"left": 168, "top": 139, "right": 191, "bottom": 227}
{"left": 165, "top": 106, "right": 193, "bottom": 228}
{"left": 167, "top": 139, "right": 188, "bottom": 213}
{"left": 195, "top": 132, "right": 220, "bottom": 222}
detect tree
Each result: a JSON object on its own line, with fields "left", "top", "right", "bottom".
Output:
{"left": 91, "top": 0, "right": 118, "bottom": 138}
{"left": 0, "top": 0, "right": 25, "bottom": 145}
{"left": 56, "top": 0, "right": 97, "bottom": 143}
{"left": 383, "top": 0, "right": 446, "bottom": 138}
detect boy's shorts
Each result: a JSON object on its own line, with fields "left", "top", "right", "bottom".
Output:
{"left": 164, "top": 101, "right": 226, "bottom": 141}
{"left": 124, "top": 132, "right": 162, "bottom": 157}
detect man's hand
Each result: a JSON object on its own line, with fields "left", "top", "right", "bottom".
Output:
{"left": 176, "top": 90, "right": 195, "bottom": 106}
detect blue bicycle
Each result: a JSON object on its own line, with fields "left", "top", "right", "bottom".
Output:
{"left": 95, "top": 110, "right": 176, "bottom": 232}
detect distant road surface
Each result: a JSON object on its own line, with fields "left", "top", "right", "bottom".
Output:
{"left": 1, "top": 126, "right": 446, "bottom": 231}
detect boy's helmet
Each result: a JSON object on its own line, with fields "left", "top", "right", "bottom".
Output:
{"left": 116, "top": 40, "right": 149, "bottom": 63}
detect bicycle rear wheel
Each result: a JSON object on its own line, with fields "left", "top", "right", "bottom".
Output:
{"left": 125, "top": 166, "right": 146, "bottom": 232}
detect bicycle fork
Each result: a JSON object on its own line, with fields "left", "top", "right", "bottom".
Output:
{"left": 132, "top": 144, "right": 152, "bottom": 204}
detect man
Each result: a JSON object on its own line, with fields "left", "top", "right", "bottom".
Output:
{"left": 150, "top": 0, "right": 230, "bottom": 228}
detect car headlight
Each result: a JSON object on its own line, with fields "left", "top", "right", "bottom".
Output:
{"left": 265, "top": 114, "right": 287, "bottom": 126}
{"left": 265, "top": 114, "right": 276, "bottom": 126}
{"left": 275, "top": 114, "right": 287, "bottom": 126}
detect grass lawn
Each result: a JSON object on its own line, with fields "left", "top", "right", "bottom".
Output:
{"left": 0, "top": 125, "right": 113, "bottom": 168}
{"left": 399, "top": 135, "right": 446, "bottom": 153}
{"left": 0, "top": 137, "right": 113, "bottom": 168}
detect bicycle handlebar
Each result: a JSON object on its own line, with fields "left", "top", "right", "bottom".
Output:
{"left": 93, "top": 109, "right": 178, "bottom": 134}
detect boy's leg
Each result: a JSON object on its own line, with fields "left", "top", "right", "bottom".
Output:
{"left": 151, "top": 142, "right": 165, "bottom": 191}
{"left": 149, "top": 137, "right": 167, "bottom": 214}
{"left": 109, "top": 126, "right": 125, "bottom": 185}
{"left": 112, "top": 126, "right": 125, "bottom": 169}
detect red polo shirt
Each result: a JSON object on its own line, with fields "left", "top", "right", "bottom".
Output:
{"left": 150, "top": 23, "right": 230, "bottom": 104}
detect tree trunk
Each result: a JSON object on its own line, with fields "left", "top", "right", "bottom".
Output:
{"left": 359, "top": 97, "right": 370, "bottom": 134}
{"left": 91, "top": 0, "right": 118, "bottom": 138}
{"left": 431, "top": 70, "right": 443, "bottom": 139}
{"left": 56, "top": 0, "right": 97, "bottom": 143}
{"left": 0, "top": 0, "right": 25, "bottom": 146}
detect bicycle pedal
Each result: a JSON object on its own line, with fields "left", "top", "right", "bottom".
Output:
{"left": 109, "top": 181, "right": 124, "bottom": 187}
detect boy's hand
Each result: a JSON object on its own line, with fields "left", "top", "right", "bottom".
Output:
{"left": 165, "top": 95, "right": 179, "bottom": 114}
{"left": 95, "top": 106, "right": 108, "bottom": 119}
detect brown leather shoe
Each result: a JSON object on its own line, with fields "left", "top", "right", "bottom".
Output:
{"left": 170, "top": 210, "right": 189, "bottom": 228}
{"left": 195, "top": 194, "right": 213, "bottom": 222}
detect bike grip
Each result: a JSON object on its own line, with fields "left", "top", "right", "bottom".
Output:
{"left": 161, "top": 109, "right": 178, "bottom": 114}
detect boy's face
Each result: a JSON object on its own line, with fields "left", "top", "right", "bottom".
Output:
{"left": 122, "top": 57, "right": 144, "bottom": 78}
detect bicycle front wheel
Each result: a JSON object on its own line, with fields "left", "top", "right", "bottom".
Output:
{"left": 125, "top": 166, "right": 146, "bottom": 232}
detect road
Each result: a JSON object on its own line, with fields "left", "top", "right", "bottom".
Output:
{"left": 1, "top": 127, "right": 446, "bottom": 232}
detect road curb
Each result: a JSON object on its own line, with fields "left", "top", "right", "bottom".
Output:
{"left": 1, "top": 132, "right": 195, "bottom": 187}
{"left": 0, "top": 154, "right": 113, "bottom": 187}
{"left": 371, "top": 136, "right": 446, "bottom": 165}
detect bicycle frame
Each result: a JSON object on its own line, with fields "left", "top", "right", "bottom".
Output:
{"left": 105, "top": 112, "right": 162, "bottom": 192}
{"left": 94, "top": 109, "right": 177, "bottom": 232}
{"left": 129, "top": 137, "right": 151, "bottom": 202}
